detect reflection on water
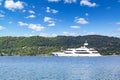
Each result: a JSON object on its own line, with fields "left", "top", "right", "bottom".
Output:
{"left": 0, "top": 56, "right": 120, "bottom": 80}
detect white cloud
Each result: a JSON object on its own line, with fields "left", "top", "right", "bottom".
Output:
{"left": 48, "top": 23, "right": 55, "bottom": 27}
{"left": 44, "top": 16, "right": 52, "bottom": 22}
{"left": 80, "top": 0, "right": 97, "bottom": 7}
{"left": 22, "top": 10, "right": 26, "bottom": 13}
{"left": 25, "top": 14, "right": 36, "bottom": 19}
{"left": 0, "top": 10, "right": 4, "bottom": 13}
{"left": 64, "top": 0, "right": 76, "bottom": 3}
{"left": 18, "top": 22, "right": 28, "bottom": 26}
{"left": 71, "top": 26, "right": 80, "bottom": 29}
{"left": 87, "top": 32, "right": 97, "bottom": 35}
{"left": 29, "top": 10, "right": 35, "bottom": 14}
{"left": 25, "top": 10, "right": 36, "bottom": 18}
{"left": 51, "top": 9, "right": 58, "bottom": 14}
{"left": 46, "top": 7, "right": 58, "bottom": 14}
{"left": 116, "top": 22, "right": 120, "bottom": 25}
{"left": 18, "top": 22, "right": 45, "bottom": 31}
{"left": 48, "top": 0, "right": 60, "bottom": 2}
{"left": 5, "top": 0, "right": 25, "bottom": 11}
{"left": 0, "top": 10, "right": 4, "bottom": 17}
{"left": 62, "top": 32, "right": 77, "bottom": 36}
{"left": 32, "top": 6, "right": 35, "bottom": 9}
{"left": 44, "top": 16, "right": 56, "bottom": 27}
{"left": 46, "top": 7, "right": 50, "bottom": 13}
{"left": 0, "top": 0, "right": 3, "bottom": 6}
{"left": 0, "top": 26, "right": 5, "bottom": 30}
{"left": 8, "top": 21, "right": 13, "bottom": 24}
{"left": 75, "top": 17, "right": 88, "bottom": 24}
{"left": 28, "top": 24, "right": 44, "bottom": 31}
{"left": 85, "top": 13, "right": 89, "bottom": 16}
{"left": 0, "top": 13, "right": 4, "bottom": 17}
{"left": 39, "top": 33, "right": 57, "bottom": 37}
{"left": 39, "top": 33, "right": 48, "bottom": 37}
{"left": 117, "top": 28, "right": 120, "bottom": 32}
{"left": 48, "top": 0, "right": 77, "bottom": 4}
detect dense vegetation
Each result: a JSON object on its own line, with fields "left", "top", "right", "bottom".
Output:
{"left": 0, "top": 35, "right": 120, "bottom": 56}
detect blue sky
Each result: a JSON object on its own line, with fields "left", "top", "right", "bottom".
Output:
{"left": 0, "top": 0, "right": 120, "bottom": 37}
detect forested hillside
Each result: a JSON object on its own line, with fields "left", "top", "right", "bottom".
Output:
{"left": 0, "top": 35, "right": 120, "bottom": 56}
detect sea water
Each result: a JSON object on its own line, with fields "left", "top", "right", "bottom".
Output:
{"left": 0, "top": 56, "right": 120, "bottom": 80}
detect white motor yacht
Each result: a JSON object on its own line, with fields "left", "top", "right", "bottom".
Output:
{"left": 52, "top": 41, "right": 101, "bottom": 57}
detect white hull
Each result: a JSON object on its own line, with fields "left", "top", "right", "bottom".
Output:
{"left": 52, "top": 52, "right": 101, "bottom": 57}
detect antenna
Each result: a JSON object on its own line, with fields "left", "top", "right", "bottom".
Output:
{"left": 61, "top": 47, "right": 63, "bottom": 52}
{"left": 84, "top": 40, "right": 88, "bottom": 47}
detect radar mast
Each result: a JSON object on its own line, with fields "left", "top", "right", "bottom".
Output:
{"left": 84, "top": 40, "right": 88, "bottom": 47}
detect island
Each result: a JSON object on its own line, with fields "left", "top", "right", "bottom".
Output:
{"left": 0, "top": 35, "right": 120, "bottom": 56}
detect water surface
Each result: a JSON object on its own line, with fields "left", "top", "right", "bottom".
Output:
{"left": 0, "top": 56, "right": 120, "bottom": 80}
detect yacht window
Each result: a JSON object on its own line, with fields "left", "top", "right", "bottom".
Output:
{"left": 66, "top": 50, "right": 73, "bottom": 51}
{"left": 92, "top": 52, "right": 99, "bottom": 54}
{"left": 76, "top": 50, "right": 86, "bottom": 51}
{"left": 64, "top": 52, "right": 72, "bottom": 54}
{"left": 75, "top": 52, "right": 89, "bottom": 54}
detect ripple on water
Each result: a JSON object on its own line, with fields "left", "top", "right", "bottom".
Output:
{"left": 0, "top": 56, "right": 120, "bottom": 80}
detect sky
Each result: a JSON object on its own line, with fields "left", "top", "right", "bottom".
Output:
{"left": 0, "top": 0, "right": 120, "bottom": 37}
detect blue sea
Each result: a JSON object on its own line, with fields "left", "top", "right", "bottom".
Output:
{"left": 0, "top": 56, "right": 120, "bottom": 80}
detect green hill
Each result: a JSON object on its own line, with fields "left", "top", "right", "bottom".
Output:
{"left": 0, "top": 35, "right": 120, "bottom": 56}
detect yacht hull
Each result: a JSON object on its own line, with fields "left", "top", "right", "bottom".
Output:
{"left": 52, "top": 52, "right": 101, "bottom": 57}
